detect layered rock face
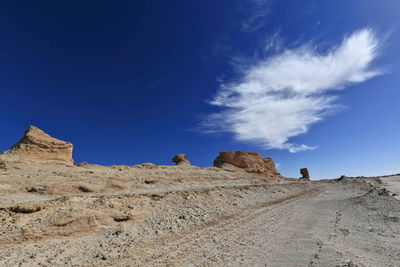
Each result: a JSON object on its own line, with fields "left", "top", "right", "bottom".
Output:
{"left": 213, "top": 151, "right": 280, "bottom": 175}
{"left": 1, "top": 126, "right": 73, "bottom": 164}
{"left": 172, "top": 154, "right": 191, "bottom": 166}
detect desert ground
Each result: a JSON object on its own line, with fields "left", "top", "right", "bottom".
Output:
{"left": 0, "top": 162, "right": 399, "bottom": 266}
{"left": 0, "top": 127, "right": 399, "bottom": 266}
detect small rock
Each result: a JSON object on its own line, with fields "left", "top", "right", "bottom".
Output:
{"left": 339, "top": 228, "right": 350, "bottom": 236}
{"left": 9, "top": 205, "right": 42, "bottom": 213}
{"left": 27, "top": 185, "right": 50, "bottom": 194}
{"left": 76, "top": 162, "right": 90, "bottom": 167}
{"left": 113, "top": 214, "right": 131, "bottom": 222}
{"left": 77, "top": 185, "right": 93, "bottom": 193}
{"left": 377, "top": 188, "right": 391, "bottom": 196}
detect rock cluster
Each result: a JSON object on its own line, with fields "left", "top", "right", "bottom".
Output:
{"left": 0, "top": 126, "right": 286, "bottom": 179}
{"left": 213, "top": 151, "right": 280, "bottom": 175}
{"left": 1, "top": 125, "right": 73, "bottom": 164}
{"left": 172, "top": 154, "right": 191, "bottom": 166}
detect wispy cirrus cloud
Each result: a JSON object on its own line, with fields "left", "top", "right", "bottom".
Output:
{"left": 202, "top": 28, "right": 381, "bottom": 152}
{"left": 241, "top": 0, "right": 270, "bottom": 32}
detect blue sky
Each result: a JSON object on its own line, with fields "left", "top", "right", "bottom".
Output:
{"left": 0, "top": 0, "right": 399, "bottom": 179}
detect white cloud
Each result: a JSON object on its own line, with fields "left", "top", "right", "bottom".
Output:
{"left": 203, "top": 28, "right": 381, "bottom": 152}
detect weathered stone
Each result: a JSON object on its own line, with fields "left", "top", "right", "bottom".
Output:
{"left": 1, "top": 125, "right": 73, "bottom": 164}
{"left": 172, "top": 154, "right": 191, "bottom": 166}
{"left": 9, "top": 205, "right": 42, "bottom": 213}
{"left": 27, "top": 185, "right": 51, "bottom": 194}
{"left": 377, "top": 188, "right": 391, "bottom": 196}
{"left": 113, "top": 214, "right": 132, "bottom": 222}
{"left": 213, "top": 151, "right": 280, "bottom": 175}
{"left": 300, "top": 168, "right": 310, "bottom": 180}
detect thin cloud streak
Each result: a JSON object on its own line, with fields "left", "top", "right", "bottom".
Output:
{"left": 203, "top": 28, "right": 381, "bottom": 152}
{"left": 241, "top": 0, "right": 270, "bottom": 32}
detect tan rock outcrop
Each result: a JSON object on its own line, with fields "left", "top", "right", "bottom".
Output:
{"left": 213, "top": 151, "right": 280, "bottom": 175}
{"left": 172, "top": 154, "right": 191, "bottom": 166}
{"left": 1, "top": 125, "right": 73, "bottom": 164}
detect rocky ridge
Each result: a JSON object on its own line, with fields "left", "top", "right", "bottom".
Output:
{"left": 0, "top": 126, "right": 284, "bottom": 179}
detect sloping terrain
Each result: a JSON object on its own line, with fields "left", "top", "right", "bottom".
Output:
{"left": 0, "top": 162, "right": 399, "bottom": 266}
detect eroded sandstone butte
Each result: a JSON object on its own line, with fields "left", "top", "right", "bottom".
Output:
{"left": 213, "top": 151, "right": 280, "bottom": 175}
{"left": 0, "top": 125, "right": 73, "bottom": 164}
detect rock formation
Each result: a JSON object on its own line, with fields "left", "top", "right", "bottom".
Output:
{"left": 300, "top": 168, "right": 310, "bottom": 180}
{"left": 172, "top": 154, "right": 191, "bottom": 166}
{"left": 0, "top": 125, "right": 73, "bottom": 164}
{"left": 336, "top": 175, "right": 348, "bottom": 182}
{"left": 213, "top": 151, "right": 280, "bottom": 175}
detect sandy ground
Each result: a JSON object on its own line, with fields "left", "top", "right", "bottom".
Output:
{"left": 380, "top": 175, "right": 400, "bottom": 200}
{"left": 0, "top": 162, "right": 399, "bottom": 266}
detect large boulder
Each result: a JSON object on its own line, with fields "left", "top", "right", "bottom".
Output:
{"left": 0, "top": 125, "right": 73, "bottom": 164}
{"left": 213, "top": 151, "right": 280, "bottom": 175}
{"left": 172, "top": 154, "right": 191, "bottom": 166}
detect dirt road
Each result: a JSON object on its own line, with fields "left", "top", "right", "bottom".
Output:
{"left": 131, "top": 178, "right": 400, "bottom": 266}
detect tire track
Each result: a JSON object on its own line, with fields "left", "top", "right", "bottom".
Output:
{"left": 137, "top": 186, "right": 322, "bottom": 265}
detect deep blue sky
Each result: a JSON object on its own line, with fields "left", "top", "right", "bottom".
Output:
{"left": 0, "top": 0, "right": 399, "bottom": 179}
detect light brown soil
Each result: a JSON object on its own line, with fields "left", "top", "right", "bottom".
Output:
{"left": 0, "top": 162, "right": 399, "bottom": 266}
